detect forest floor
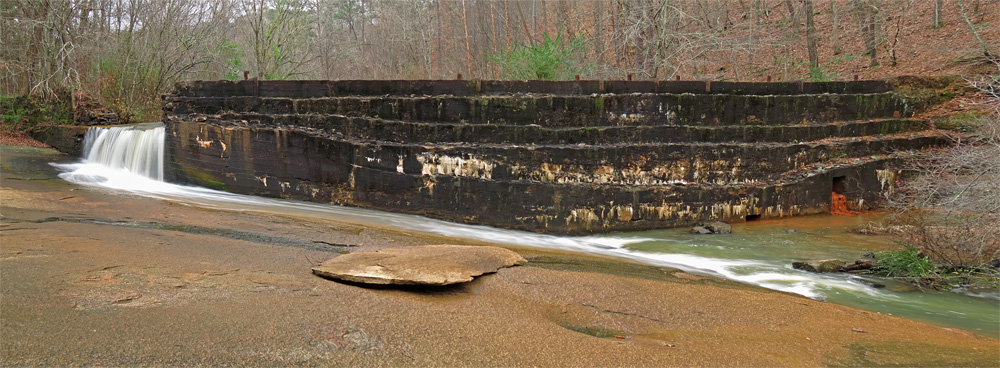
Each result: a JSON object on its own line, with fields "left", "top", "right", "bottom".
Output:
{"left": 0, "top": 131, "right": 51, "bottom": 148}
{"left": 687, "top": 1, "right": 999, "bottom": 83}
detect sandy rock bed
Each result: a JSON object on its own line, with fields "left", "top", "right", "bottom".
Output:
{"left": 2, "top": 144, "right": 998, "bottom": 367}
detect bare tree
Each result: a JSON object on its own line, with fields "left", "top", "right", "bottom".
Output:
{"left": 803, "top": 0, "right": 819, "bottom": 78}
{"left": 92, "top": 0, "right": 235, "bottom": 120}
{"left": 4, "top": 0, "right": 999, "bottom": 112}
{"left": 957, "top": 0, "right": 994, "bottom": 59}
{"left": 2, "top": 0, "right": 233, "bottom": 122}
{"left": 362, "top": 0, "right": 436, "bottom": 79}
{"left": 888, "top": 64, "right": 1000, "bottom": 268}
{"left": 830, "top": 0, "right": 843, "bottom": 55}
{"left": 933, "top": 0, "right": 944, "bottom": 28}
{"left": 237, "top": 0, "right": 316, "bottom": 80}
{"left": 1, "top": 0, "right": 82, "bottom": 98}
{"left": 851, "top": 0, "right": 883, "bottom": 68}
{"left": 611, "top": 0, "right": 748, "bottom": 80}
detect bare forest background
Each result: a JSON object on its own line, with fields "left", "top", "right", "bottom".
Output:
{"left": 2, "top": 0, "right": 998, "bottom": 122}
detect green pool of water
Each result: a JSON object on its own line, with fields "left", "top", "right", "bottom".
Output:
{"left": 616, "top": 214, "right": 999, "bottom": 339}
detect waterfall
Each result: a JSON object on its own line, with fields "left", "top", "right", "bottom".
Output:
{"left": 82, "top": 124, "right": 165, "bottom": 181}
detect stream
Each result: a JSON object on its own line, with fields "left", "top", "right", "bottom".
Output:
{"left": 52, "top": 124, "right": 999, "bottom": 338}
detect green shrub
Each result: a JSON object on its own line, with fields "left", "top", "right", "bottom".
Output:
{"left": 1, "top": 93, "right": 74, "bottom": 132}
{"left": 92, "top": 53, "right": 162, "bottom": 124}
{"left": 220, "top": 39, "right": 246, "bottom": 81}
{"left": 873, "top": 246, "right": 937, "bottom": 279}
{"left": 808, "top": 65, "right": 839, "bottom": 82}
{"left": 0, "top": 96, "right": 29, "bottom": 131}
{"left": 490, "top": 32, "right": 588, "bottom": 81}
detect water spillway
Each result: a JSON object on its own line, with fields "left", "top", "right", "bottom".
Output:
{"left": 81, "top": 124, "right": 165, "bottom": 180}
{"left": 161, "top": 79, "right": 946, "bottom": 234}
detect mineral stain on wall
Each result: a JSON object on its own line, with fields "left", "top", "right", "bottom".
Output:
{"left": 159, "top": 79, "right": 947, "bottom": 235}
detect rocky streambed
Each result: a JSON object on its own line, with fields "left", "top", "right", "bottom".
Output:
{"left": 2, "top": 144, "right": 998, "bottom": 366}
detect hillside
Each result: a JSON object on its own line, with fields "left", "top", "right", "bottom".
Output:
{"left": 1, "top": 0, "right": 997, "bottom": 127}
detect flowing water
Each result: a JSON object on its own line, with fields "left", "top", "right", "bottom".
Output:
{"left": 53, "top": 124, "right": 1000, "bottom": 338}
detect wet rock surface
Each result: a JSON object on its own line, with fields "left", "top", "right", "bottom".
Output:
{"left": 691, "top": 221, "right": 732, "bottom": 234}
{"left": 4, "top": 144, "right": 999, "bottom": 367}
{"left": 690, "top": 226, "right": 713, "bottom": 234}
{"left": 840, "top": 259, "right": 875, "bottom": 272}
{"left": 793, "top": 259, "right": 848, "bottom": 273}
{"left": 311, "top": 245, "right": 526, "bottom": 285}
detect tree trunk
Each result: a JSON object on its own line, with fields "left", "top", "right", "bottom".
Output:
{"left": 489, "top": 0, "right": 497, "bottom": 57}
{"left": 784, "top": 0, "right": 797, "bottom": 22}
{"left": 865, "top": 19, "right": 878, "bottom": 68}
{"left": 831, "top": 0, "right": 842, "bottom": 54}
{"left": 504, "top": 0, "right": 511, "bottom": 49}
{"left": 804, "top": 0, "right": 819, "bottom": 77}
{"left": 933, "top": 0, "right": 944, "bottom": 28}
{"left": 852, "top": 0, "right": 880, "bottom": 68}
{"left": 596, "top": 0, "right": 605, "bottom": 71}
{"left": 958, "top": 0, "right": 993, "bottom": 58}
{"left": 461, "top": 0, "right": 472, "bottom": 76}
{"left": 435, "top": 0, "right": 442, "bottom": 78}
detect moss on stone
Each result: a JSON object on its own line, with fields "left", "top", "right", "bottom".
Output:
{"left": 933, "top": 112, "right": 986, "bottom": 132}
{"left": 826, "top": 341, "right": 999, "bottom": 367}
{"left": 562, "top": 325, "right": 628, "bottom": 339}
{"left": 593, "top": 96, "right": 605, "bottom": 116}
{"left": 181, "top": 167, "right": 227, "bottom": 191}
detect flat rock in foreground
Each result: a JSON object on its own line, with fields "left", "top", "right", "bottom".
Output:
{"left": 311, "top": 245, "right": 526, "bottom": 285}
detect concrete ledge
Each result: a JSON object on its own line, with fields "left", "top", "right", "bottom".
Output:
{"left": 29, "top": 125, "right": 90, "bottom": 156}
{"left": 191, "top": 113, "right": 928, "bottom": 145}
{"left": 165, "top": 93, "right": 910, "bottom": 127}
{"left": 170, "top": 79, "right": 893, "bottom": 98}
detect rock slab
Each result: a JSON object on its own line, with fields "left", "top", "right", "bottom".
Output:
{"left": 690, "top": 221, "right": 732, "bottom": 234}
{"left": 311, "top": 245, "right": 526, "bottom": 286}
{"left": 792, "top": 259, "right": 847, "bottom": 273}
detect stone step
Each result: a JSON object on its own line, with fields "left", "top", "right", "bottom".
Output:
{"left": 212, "top": 123, "right": 940, "bottom": 186}
{"left": 167, "top": 120, "right": 918, "bottom": 234}
{"left": 202, "top": 113, "right": 930, "bottom": 145}
{"left": 373, "top": 131, "right": 944, "bottom": 186}
{"left": 171, "top": 80, "right": 893, "bottom": 98}
{"left": 165, "top": 91, "right": 910, "bottom": 127}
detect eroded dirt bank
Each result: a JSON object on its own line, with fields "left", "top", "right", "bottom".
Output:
{"left": 2, "top": 144, "right": 998, "bottom": 367}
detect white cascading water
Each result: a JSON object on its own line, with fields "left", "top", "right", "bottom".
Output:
{"left": 81, "top": 124, "right": 165, "bottom": 180}
{"left": 52, "top": 123, "right": 999, "bottom": 338}
{"left": 58, "top": 123, "right": 168, "bottom": 190}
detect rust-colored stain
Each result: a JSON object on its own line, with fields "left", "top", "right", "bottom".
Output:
{"left": 830, "top": 192, "right": 853, "bottom": 216}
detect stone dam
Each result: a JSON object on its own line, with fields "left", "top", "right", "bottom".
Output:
{"left": 37, "top": 79, "right": 951, "bottom": 235}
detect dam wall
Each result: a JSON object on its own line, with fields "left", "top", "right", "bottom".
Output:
{"left": 153, "top": 79, "right": 945, "bottom": 234}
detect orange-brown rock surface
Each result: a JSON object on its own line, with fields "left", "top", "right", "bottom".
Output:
{"left": 312, "top": 245, "right": 526, "bottom": 285}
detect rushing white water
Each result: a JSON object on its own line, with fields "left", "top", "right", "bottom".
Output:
{"left": 52, "top": 123, "right": 999, "bottom": 338}
{"left": 79, "top": 123, "right": 164, "bottom": 181}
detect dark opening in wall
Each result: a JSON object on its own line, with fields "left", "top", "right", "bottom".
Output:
{"left": 831, "top": 175, "right": 851, "bottom": 215}
{"left": 832, "top": 176, "right": 847, "bottom": 194}
{"left": 745, "top": 214, "right": 761, "bottom": 221}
